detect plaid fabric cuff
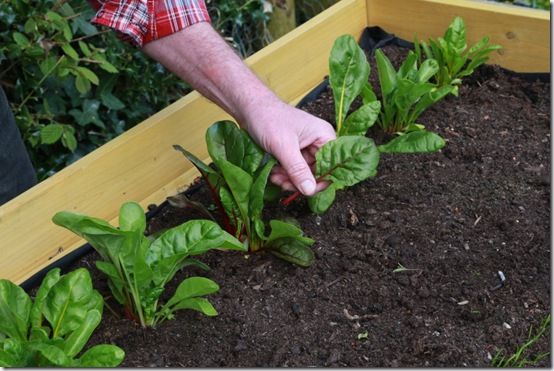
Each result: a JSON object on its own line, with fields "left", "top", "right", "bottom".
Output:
{"left": 89, "top": 0, "right": 211, "bottom": 48}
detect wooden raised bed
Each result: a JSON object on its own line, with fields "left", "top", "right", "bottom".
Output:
{"left": 0, "top": 0, "right": 549, "bottom": 285}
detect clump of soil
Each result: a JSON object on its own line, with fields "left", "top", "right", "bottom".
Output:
{"left": 76, "top": 44, "right": 550, "bottom": 367}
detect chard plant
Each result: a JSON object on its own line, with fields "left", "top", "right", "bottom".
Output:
{"left": 414, "top": 16, "right": 502, "bottom": 96}
{"left": 53, "top": 202, "right": 245, "bottom": 328}
{"left": 175, "top": 120, "right": 315, "bottom": 267}
{"left": 0, "top": 268, "right": 124, "bottom": 367}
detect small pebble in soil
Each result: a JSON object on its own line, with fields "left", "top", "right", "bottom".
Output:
{"left": 234, "top": 340, "right": 248, "bottom": 352}
{"left": 502, "top": 322, "right": 512, "bottom": 330}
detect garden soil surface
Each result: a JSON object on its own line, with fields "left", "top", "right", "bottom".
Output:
{"left": 75, "top": 45, "right": 550, "bottom": 367}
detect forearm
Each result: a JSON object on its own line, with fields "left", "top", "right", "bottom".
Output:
{"left": 142, "top": 22, "right": 281, "bottom": 128}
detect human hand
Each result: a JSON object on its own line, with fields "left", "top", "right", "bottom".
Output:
{"left": 242, "top": 100, "right": 336, "bottom": 196}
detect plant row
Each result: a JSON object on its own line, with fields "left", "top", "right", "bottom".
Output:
{"left": 0, "top": 17, "right": 500, "bottom": 367}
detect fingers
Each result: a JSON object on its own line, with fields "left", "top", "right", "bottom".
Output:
{"left": 272, "top": 142, "right": 317, "bottom": 196}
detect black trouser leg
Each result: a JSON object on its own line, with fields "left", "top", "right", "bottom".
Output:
{"left": 0, "top": 87, "right": 37, "bottom": 205}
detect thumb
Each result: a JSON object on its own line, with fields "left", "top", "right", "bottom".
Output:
{"left": 275, "top": 145, "right": 317, "bottom": 196}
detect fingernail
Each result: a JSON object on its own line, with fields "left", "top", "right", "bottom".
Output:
{"left": 299, "top": 180, "right": 316, "bottom": 195}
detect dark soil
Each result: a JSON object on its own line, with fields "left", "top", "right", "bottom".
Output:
{"left": 76, "top": 44, "right": 550, "bottom": 367}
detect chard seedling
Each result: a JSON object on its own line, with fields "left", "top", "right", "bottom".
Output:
{"left": 414, "top": 16, "right": 501, "bottom": 96}
{"left": 0, "top": 268, "right": 124, "bottom": 367}
{"left": 53, "top": 202, "right": 245, "bottom": 328}
{"left": 175, "top": 121, "right": 315, "bottom": 267}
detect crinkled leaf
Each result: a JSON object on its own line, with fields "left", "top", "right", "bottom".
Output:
{"left": 40, "top": 124, "right": 64, "bottom": 144}
{"left": 28, "top": 343, "right": 71, "bottom": 367}
{"left": 308, "top": 183, "right": 337, "bottom": 215}
{"left": 329, "top": 35, "right": 370, "bottom": 129}
{"left": 339, "top": 101, "right": 381, "bottom": 136}
{"left": 0, "top": 280, "right": 31, "bottom": 341}
{"left": 444, "top": 16, "right": 467, "bottom": 53}
{"left": 206, "top": 121, "right": 263, "bottom": 173}
{"left": 378, "top": 130, "right": 445, "bottom": 153}
{"left": 316, "top": 136, "right": 380, "bottom": 187}
{"left": 77, "top": 344, "right": 125, "bottom": 367}
{"left": 360, "top": 82, "right": 377, "bottom": 104}
{"left": 267, "top": 238, "right": 314, "bottom": 267}
{"left": 416, "top": 58, "right": 439, "bottom": 83}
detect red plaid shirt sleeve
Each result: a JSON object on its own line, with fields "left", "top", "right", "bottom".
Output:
{"left": 88, "top": 0, "right": 211, "bottom": 47}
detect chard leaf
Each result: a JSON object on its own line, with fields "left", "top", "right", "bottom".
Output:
{"left": 0, "top": 280, "right": 31, "bottom": 341}
{"left": 339, "top": 101, "right": 381, "bottom": 136}
{"left": 416, "top": 59, "right": 439, "bottom": 83}
{"left": 398, "top": 51, "right": 418, "bottom": 79}
{"left": 147, "top": 221, "right": 243, "bottom": 285}
{"left": 329, "top": 35, "right": 370, "bottom": 130}
{"left": 63, "top": 309, "right": 101, "bottom": 357}
{"left": 249, "top": 158, "right": 276, "bottom": 219}
{"left": 52, "top": 211, "right": 129, "bottom": 261}
{"left": 219, "top": 186, "right": 240, "bottom": 227}
{"left": 378, "top": 130, "right": 445, "bottom": 153}
{"left": 95, "top": 261, "right": 126, "bottom": 305}
{"left": 42, "top": 268, "right": 95, "bottom": 337}
{"left": 77, "top": 344, "right": 125, "bottom": 367}
{"left": 444, "top": 16, "right": 467, "bottom": 53}
{"left": 217, "top": 159, "right": 253, "bottom": 227}
{"left": 375, "top": 49, "right": 397, "bottom": 99}
{"left": 267, "top": 238, "right": 315, "bottom": 267}
{"left": 30, "top": 268, "right": 61, "bottom": 329}
{"left": 308, "top": 183, "right": 337, "bottom": 215}
{"left": 165, "top": 277, "right": 219, "bottom": 308}
{"left": 206, "top": 121, "right": 263, "bottom": 174}
{"left": 316, "top": 136, "right": 380, "bottom": 187}
{"left": 118, "top": 202, "right": 146, "bottom": 234}
{"left": 267, "top": 219, "right": 314, "bottom": 246}
{"left": 360, "top": 82, "right": 377, "bottom": 104}
{"left": 173, "top": 144, "right": 217, "bottom": 176}
{"left": 169, "top": 297, "right": 217, "bottom": 316}
{"left": 0, "top": 345, "right": 22, "bottom": 367}
{"left": 393, "top": 80, "right": 435, "bottom": 110}
{"left": 28, "top": 343, "right": 71, "bottom": 367}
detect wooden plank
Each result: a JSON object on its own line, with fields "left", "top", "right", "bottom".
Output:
{"left": 367, "top": 0, "right": 550, "bottom": 72}
{"left": 0, "top": 0, "right": 368, "bottom": 285}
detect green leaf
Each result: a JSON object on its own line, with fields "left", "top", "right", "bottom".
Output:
{"left": 0, "top": 280, "right": 31, "bottom": 341}
{"left": 61, "top": 44, "right": 79, "bottom": 60}
{"left": 40, "top": 124, "right": 64, "bottom": 145}
{"left": 95, "top": 261, "right": 126, "bottom": 305}
{"left": 74, "top": 75, "right": 90, "bottom": 94}
{"left": 173, "top": 144, "right": 217, "bottom": 176}
{"left": 63, "top": 309, "right": 102, "bottom": 357}
{"left": 267, "top": 219, "right": 314, "bottom": 246}
{"left": 378, "top": 130, "right": 445, "bottom": 153}
{"left": 329, "top": 35, "right": 370, "bottom": 130}
{"left": 316, "top": 136, "right": 380, "bottom": 187}
{"left": 23, "top": 19, "right": 37, "bottom": 33}
{"left": 99, "top": 61, "right": 118, "bottom": 73}
{"left": 76, "top": 67, "right": 99, "bottom": 85}
{"left": 61, "top": 128, "right": 78, "bottom": 151}
{"left": 267, "top": 238, "right": 314, "bottom": 267}
{"left": 217, "top": 159, "right": 253, "bottom": 227}
{"left": 118, "top": 202, "right": 146, "bottom": 234}
{"left": 308, "top": 183, "right": 336, "bottom": 214}
{"left": 100, "top": 90, "right": 125, "bottom": 110}
{"left": 28, "top": 343, "right": 71, "bottom": 367}
{"left": 398, "top": 51, "right": 418, "bottom": 79}
{"left": 77, "top": 344, "right": 125, "bottom": 367}
{"left": 206, "top": 121, "right": 263, "bottom": 174}
{"left": 12, "top": 32, "right": 30, "bottom": 47}
{"left": 42, "top": 268, "right": 96, "bottom": 338}
{"left": 249, "top": 158, "right": 276, "bottom": 218}
{"left": 165, "top": 277, "right": 219, "bottom": 308}
{"left": 444, "top": 16, "right": 467, "bottom": 53}
{"left": 339, "top": 101, "right": 381, "bottom": 136}
{"left": 416, "top": 58, "right": 439, "bottom": 83}
{"left": 29, "top": 268, "right": 61, "bottom": 329}
{"left": 40, "top": 57, "right": 57, "bottom": 76}
{"left": 360, "top": 82, "right": 377, "bottom": 104}
{"left": 78, "top": 41, "right": 91, "bottom": 57}
{"left": 375, "top": 49, "right": 397, "bottom": 99}
{"left": 169, "top": 297, "right": 218, "bottom": 316}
